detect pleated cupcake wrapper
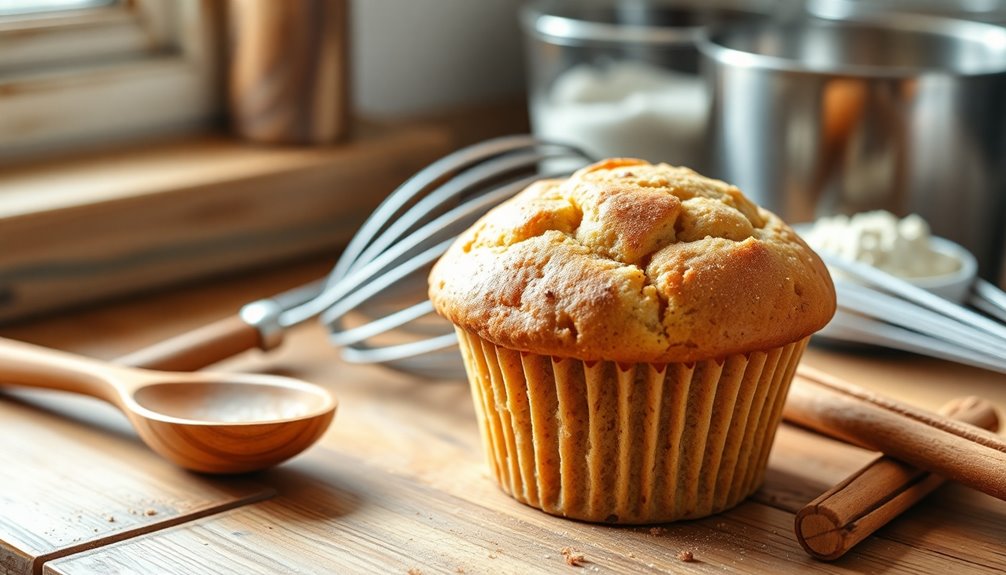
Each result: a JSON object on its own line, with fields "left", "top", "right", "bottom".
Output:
{"left": 456, "top": 328, "right": 809, "bottom": 524}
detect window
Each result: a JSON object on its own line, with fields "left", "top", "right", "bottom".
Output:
{"left": 0, "top": 0, "right": 113, "bottom": 17}
{"left": 0, "top": 0, "right": 527, "bottom": 322}
{"left": 0, "top": 0, "right": 219, "bottom": 160}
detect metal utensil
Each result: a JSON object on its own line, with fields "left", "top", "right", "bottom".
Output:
{"left": 118, "top": 135, "right": 592, "bottom": 378}
{"left": 818, "top": 254, "right": 1006, "bottom": 374}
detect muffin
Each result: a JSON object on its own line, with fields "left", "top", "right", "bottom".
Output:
{"left": 429, "top": 158, "right": 835, "bottom": 524}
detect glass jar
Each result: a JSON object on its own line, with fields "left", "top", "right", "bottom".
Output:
{"left": 521, "top": 0, "right": 785, "bottom": 173}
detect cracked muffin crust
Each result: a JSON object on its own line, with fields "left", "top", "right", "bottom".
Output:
{"left": 429, "top": 158, "right": 835, "bottom": 363}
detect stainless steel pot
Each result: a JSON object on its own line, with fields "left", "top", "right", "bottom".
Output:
{"left": 700, "top": 17, "right": 1006, "bottom": 277}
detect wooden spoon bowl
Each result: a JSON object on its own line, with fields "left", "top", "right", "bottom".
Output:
{"left": 0, "top": 337, "right": 336, "bottom": 473}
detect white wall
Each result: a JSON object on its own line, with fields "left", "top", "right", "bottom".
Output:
{"left": 352, "top": 0, "right": 527, "bottom": 117}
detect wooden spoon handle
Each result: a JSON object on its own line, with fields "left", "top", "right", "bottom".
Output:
{"left": 794, "top": 396, "right": 1000, "bottom": 560}
{"left": 0, "top": 337, "right": 120, "bottom": 402}
{"left": 118, "top": 314, "right": 265, "bottom": 371}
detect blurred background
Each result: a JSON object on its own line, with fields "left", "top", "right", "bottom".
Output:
{"left": 1, "top": 0, "right": 1005, "bottom": 325}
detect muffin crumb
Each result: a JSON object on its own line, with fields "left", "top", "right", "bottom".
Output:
{"left": 561, "top": 547, "right": 587, "bottom": 567}
{"left": 407, "top": 569, "right": 422, "bottom": 575}
{"left": 144, "top": 508, "right": 158, "bottom": 517}
{"left": 677, "top": 550, "right": 695, "bottom": 562}
{"left": 648, "top": 527, "right": 667, "bottom": 536}
{"left": 105, "top": 515, "right": 115, "bottom": 523}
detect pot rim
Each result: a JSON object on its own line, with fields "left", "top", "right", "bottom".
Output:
{"left": 521, "top": 1, "right": 776, "bottom": 48}
{"left": 698, "top": 16, "right": 1006, "bottom": 77}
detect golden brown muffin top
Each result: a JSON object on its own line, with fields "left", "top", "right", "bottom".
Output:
{"left": 429, "top": 158, "right": 835, "bottom": 363}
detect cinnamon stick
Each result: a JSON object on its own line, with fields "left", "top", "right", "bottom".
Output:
{"left": 794, "top": 395, "right": 1000, "bottom": 560}
{"left": 784, "top": 366, "right": 1006, "bottom": 500}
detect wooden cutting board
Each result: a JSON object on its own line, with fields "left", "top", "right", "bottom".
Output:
{"left": 2, "top": 259, "right": 1004, "bottom": 575}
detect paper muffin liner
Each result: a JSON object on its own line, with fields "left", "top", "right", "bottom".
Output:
{"left": 455, "top": 327, "right": 808, "bottom": 524}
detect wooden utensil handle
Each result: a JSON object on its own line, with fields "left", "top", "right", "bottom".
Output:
{"left": 794, "top": 396, "right": 1000, "bottom": 561}
{"left": 785, "top": 366, "right": 1006, "bottom": 500}
{"left": 0, "top": 337, "right": 120, "bottom": 402}
{"left": 118, "top": 314, "right": 263, "bottom": 371}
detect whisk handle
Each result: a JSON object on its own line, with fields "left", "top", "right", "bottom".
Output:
{"left": 118, "top": 302, "right": 281, "bottom": 371}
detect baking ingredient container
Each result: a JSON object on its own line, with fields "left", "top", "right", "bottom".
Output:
{"left": 521, "top": 0, "right": 782, "bottom": 173}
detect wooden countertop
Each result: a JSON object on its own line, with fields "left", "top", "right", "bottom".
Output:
{"left": 1, "top": 258, "right": 1004, "bottom": 575}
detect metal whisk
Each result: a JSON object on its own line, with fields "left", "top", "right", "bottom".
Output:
{"left": 121, "top": 135, "right": 592, "bottom": 378}
{"left": 312, "top": 135, "right": 590, "bottom": 377}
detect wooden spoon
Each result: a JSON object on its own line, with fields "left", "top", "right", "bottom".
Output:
{"left": 0, "top": 337, "right": 336, "bottom": 474}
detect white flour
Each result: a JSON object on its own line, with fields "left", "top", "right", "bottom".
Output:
{"left": 803, "top": 211, "right": 961, "bottom": 278}
{"left": 531, "top": 60, "right": 708, "bottom": 169}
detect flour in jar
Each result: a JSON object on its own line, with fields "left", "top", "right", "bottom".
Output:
{"left": 531, "top": 60, "right": 707, "bottom": 169}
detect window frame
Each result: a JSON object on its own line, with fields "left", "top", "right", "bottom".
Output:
{"left": 0, "top": 0, "right": 220, "bottom": 160}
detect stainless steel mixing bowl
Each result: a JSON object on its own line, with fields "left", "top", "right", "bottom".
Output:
{"left": 700, "top": 16, "right": 1006, "bottom": 277}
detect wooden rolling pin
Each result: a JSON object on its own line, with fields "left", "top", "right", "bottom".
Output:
{"left": 792, "top": 395, "right": 1000, "bottom": 560}
{"left": 785, "top": 366, "right": 1006, "bottom": 502}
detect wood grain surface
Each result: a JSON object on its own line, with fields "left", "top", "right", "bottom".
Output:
{"left": 42, "top": 446, "right": 1002, "bottom": 575}
{"left": 0, "top": 123, "right": 449, "bottom": 322}
{"left": 0, "top": 391, "right": 273, "bottom": 575}
{"left": 2, "top": 258, "right": 1005, "bottom": 574}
